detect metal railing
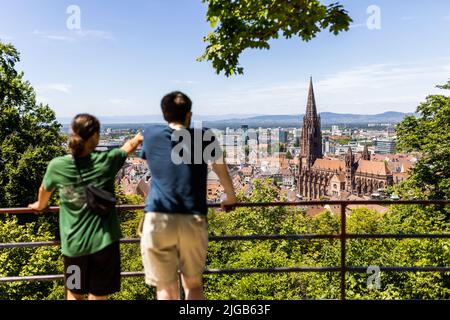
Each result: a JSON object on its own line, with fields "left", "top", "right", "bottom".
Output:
{"left": 1, "top": 200, "right": 450, "bottom": 300}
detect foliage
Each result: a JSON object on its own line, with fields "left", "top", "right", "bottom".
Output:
{"left": 1, "top": 179, "right": 450, "bottom": 300}
{"left": 0, "top": 216, "right": 62, "bottom": 300}
{"left": 204, "top": 180, "right": 450, "bottom": 299}
{"left": 0, "top": 40, "right": 66, "bottom": 299}
{"left": 199, "top": 0, "right": 352, "bottom": 76}
{"left": 0, "top": 40, "right": 154, "bottom": 299}
{"left": 1, "top": 42, "right": 450, "bottom": 299}
{"left": 0, "top": 41, "right": 65, "bottom": 208}
{"left": 395, "top": 79, "right": 450, "bottom": 199}
{"left": 0, "top": 186, "right": 155, "bottom": 300}
{"left": 333, "top": 137, "right": 351, "bottom": 145}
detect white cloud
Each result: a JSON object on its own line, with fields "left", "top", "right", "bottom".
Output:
{"left": 349, "top": 23, "right": 366, "bottom": 29}
{"left": 75, "top": 30, "right": 114, "bottom": 40}
{"left": 33, "top": 29, "right": 114, "bottom": 42}
{"left": 35, "top": 84, "right": 72, "bottom": 107}
{"left": 197, "top": 60, "right": 450, "bottom": 115}
{"left": 109, "top": 98, "right": 131, "bottom": 105}
{"left": 316, "top": 63, "right": 449, "bottom": 92}
{"left": 36, "top": 83, "right": 72, "bottom": 94}
{"left": 173, "top": 80, "right": 200, "bottom": 85}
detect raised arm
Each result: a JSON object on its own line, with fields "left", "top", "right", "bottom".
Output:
{"left": 121, "top": 132, "right": 144, "bottom": 156}
{"left": 28, "top": 185, "right": 54, "bottom": 213}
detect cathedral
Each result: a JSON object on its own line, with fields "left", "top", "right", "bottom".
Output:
{"left": 297, "top": 78, "right": 394, "bottom": 200}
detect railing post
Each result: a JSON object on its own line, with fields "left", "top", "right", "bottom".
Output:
{"left": 340, "top": 203, "right": 347, "bottom": 301}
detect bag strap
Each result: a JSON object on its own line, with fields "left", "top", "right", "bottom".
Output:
{"left": 72, "top": 156, "right": 85, "bottom": 184}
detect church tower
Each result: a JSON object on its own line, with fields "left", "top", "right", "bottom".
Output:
{"left": 345, "top": 147, "right": 355, "bottom": 193}
{"left": 362, "top": 143, "right": 370, "bottom": 160}
{"left": 301, "top": 77, "right": 322, "bottom": 167}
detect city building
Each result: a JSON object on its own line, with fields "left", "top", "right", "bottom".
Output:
{"left": 297, "top": 78, "right": 394, "bottom": 199}
{"left": 374, "top": 138, "right": 397, "bottom": 154}
{"left": 331, "top": 125, "right": 342, "bottom": 136}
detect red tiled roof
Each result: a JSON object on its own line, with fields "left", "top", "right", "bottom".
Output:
{"left": 311, "top": 158, "right": 392, "bottom": 176}
{"left": 240, "top": 166, "right": 253, "bottom": 175}
{"left": 305, "top": 206, "right": 328, "bottom": 217}
{"left": 393, "top": 172, "right": 409, "bottom": 181}
{"left": 356, "top": 159, "right": 390, "bottom": 175}
{"left": 312, "top": 159, "right": 345, "bottom": 171}
{"left": 401, "top": 162, "right": 413, "bottom": 172}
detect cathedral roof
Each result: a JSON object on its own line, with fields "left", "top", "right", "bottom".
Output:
{"left": 312, "top": 159, "right": 345, "bottom": 171}
{"left": 310, "top": 158, "right": 392, "bottom": 176}
{"left": 355, "top": 159, "right": 391, "bottom": 175}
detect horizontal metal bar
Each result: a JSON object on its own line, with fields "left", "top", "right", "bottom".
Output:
{"left": 211, "top": 234, "right": 450, "bottom": 241}
{"left": 0, "top": 238, "right": 144, "bottom": 249}
{"left": 0, "top": 241, "right": 61, "bottom": 249}
{"left": 209, "top": 234, "right": 340, "bottom": 241}
{"left": 121, "top": 271, "right": 145, "bottom": 278}
{"left": 119, "top": 239, "right": 140, "bottom": 245}
{"left": 0, "top": 238, "right": 141, "bottom": 249}
{"left": 211, "top": 200, "right": 450, "bottom": 206}
{"left": 0, "top": 274, "right": 65, "bottom": 283}
{"left": 347, "top": 234, "right": 450, "bottom": 239}
{"left": 347, "top": 266, "right": 450, "bottom": 272}
{"left": 3, "top": 266, "right": 450, "bottom": 283}
{"left": 1, "top": 200, "right": 449, "bottom": 215}
{"left": 4, "top": 233, "right": 450, "bottom": 250}
{"left": 204, "top": 267, "right": 340, "bottom": 274}
{"left": 205, "top": 266, "right": 450, "bottom": 274}
{"left": 0, "top": 272, "right": 147, "bottom": 283}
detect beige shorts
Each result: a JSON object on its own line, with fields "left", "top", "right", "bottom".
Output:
{"left": 140, "top": 212, "right": 209, "bottom": 287}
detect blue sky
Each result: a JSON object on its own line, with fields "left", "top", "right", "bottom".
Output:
{"left": 0, "top": 0, "right": 449, "bottom": 118}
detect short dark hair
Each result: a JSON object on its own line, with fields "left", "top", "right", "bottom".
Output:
{"left": 161, "top": 91, "right": 192, "bottom": 123}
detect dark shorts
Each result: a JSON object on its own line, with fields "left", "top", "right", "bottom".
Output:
{"left": 63, "top": 241, "right": 121, "bottom": 296}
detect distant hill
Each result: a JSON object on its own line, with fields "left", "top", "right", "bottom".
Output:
{"left": 57, "top": 111, "right": 415, "bottom": 129}
{"left": 57, "top": 113, "right": 264, "bottom": 124}
{"left": 202, "top": 111, "right": 415, "bottom": 128}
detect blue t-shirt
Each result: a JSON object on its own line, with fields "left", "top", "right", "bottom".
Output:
{"left": 141, "top": 125, "right": 222, "bottom": 215}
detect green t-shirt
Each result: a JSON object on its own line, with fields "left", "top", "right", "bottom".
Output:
{"left": 43, "top": 148, "right": 128, "bottom": 257}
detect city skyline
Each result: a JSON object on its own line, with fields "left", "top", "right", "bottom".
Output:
{"left": 1, "top": 0, "right": 449, "bottom": 117}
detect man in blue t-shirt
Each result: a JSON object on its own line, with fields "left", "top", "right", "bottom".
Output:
{"left": 140, "top": 91, "right": 237, "bottom": 300}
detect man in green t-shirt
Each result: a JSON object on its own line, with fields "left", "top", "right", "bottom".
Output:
{"left": 29, "top": 114, "right": 143, "bottom": 300}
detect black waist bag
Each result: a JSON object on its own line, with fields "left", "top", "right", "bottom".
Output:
{"left": 74, "top": 157, "right": 116, "bottom": 217}
{"left": 85, "top": 183, "right": 117, "bottom": 217}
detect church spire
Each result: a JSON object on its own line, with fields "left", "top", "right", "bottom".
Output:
{"left": 300, "top": 77, "right": 322, "bottom": 167}
{"left": 345, "top": 147, "right": 354, "bottom": 167}
{"left": 362, "top": 143, "right": 370, "bottom": 160}
{"left": 306, "top": 77, "right": 318, "bottom": 118}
